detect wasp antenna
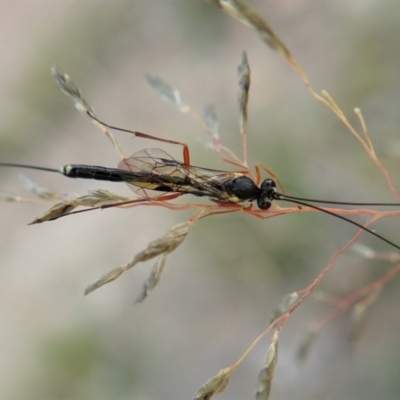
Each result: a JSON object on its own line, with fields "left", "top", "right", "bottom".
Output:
{"left": 0, "top": 163, "right": 60, "bottom": 174}
{"left": 275, "top": 195, "right": 400, "bottom": 252}
{"left": 277, "top": 193, "right": 400, "bottom": 207}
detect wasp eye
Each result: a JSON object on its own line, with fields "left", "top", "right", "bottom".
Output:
{"left": 257, "top": 179, "right": 276, "bottom": 209}
{"left": 260, "top": 178, "right": 276, "bottom": 190}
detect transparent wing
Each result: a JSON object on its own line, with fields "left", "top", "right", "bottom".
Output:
{"left": 119, "top": 148, "right": 181, "bottom": 176}
{"left": 117, "top": 148, "right": 185, "bottom": 196}
{"left": 117, "top": 148, "right": 243, "bottom": 199}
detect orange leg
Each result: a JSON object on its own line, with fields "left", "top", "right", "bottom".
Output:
{"left": 129, "top": 131, "right": 190, "bottom": 165}
{"left": 202, "top": 202, "right": 285, "bottom": 220}
{"left": 90, "top": 114, "right": 191, "bottom": 165}
{"left": 221, "top": 156, "right": 252, "bottom": 174}
{"left": 201, "top": 203, "right": 244, "bottom": 219}
{"left": 255, "top": 163, "right": 286, "bottom": 194}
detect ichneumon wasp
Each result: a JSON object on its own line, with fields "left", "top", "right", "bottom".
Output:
{"left": 2, "top": 114, "right": 400, "bottom": 252}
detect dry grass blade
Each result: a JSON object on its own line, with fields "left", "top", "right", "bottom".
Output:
{"left": 296, "top": 323, "right": 318, "bottom": 361}
{"left": 269, "top": 291, "right": 299, "bottom": 324}
{"left": 51, "top": 65, "right": 95, "bottom": 116}
{"left": 193, "top": 367, "right": 231, "bottom": 400}
{"left": 237, "top": 51, "right": 250, "bottom": 164}
{"left": 26, "top": 190, "right": 132, "bottom": 225}
{"left": 255, "top": 333, "right": 278, "bottom": 400}
{"left": 146, "top": 75, "right": 189, "bottom": 112}
{"left": 354, "top": 108, "right": 375, "bottom": 155}
{"left": 237, "top": 51, "right": 250, "bottom": 131}
{"left": 134, "top": 255, "right": 166, "bottom": 304}
{"left": 203, "top": 105, "right": 220, "bottom": 140}
{"left": 28, "top": 200, "right": 78, "bottom": 225}
{"left": 128, "top": 220, "right": 193, "bottom": 262}
{"left": 84, "top": 266, "right": 126, "bottom": 295}
{"left": 206, "top": 0, "right": 290, "bottom": 58}
{"left": 19, "top": 175, "right": 61, "bottom": 200}
{"left": 85, "top": 220, "right": 194, "bottom": 295}
{"left": 52, "top": 66, "right": 125, "bottom": 159}
{"left": 348, "top": 288, "right": 382, "bottom": 343}
{"left": 76, "top": 190, "right": 133, "bottom": 206}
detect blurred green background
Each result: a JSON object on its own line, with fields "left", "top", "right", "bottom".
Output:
{"left": 1, "top": 1, "right": 400, "bottom": 399}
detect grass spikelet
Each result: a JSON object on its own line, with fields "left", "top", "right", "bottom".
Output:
{"left": 255, "top": 332, "right": 279, "bottom": 400}
{"left": 193, "top": 367, "right": 231, "bottom": 400}
{"left": 85, "top": 218, "right": 196, "bottom": 296}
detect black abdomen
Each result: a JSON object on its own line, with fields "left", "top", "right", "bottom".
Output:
{"left": 61, "top": 165, "right": 126, "bottom": 182}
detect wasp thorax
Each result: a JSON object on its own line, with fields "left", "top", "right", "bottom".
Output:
{"left": 222, "top": 176, "right": 259, "bottom": 201}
